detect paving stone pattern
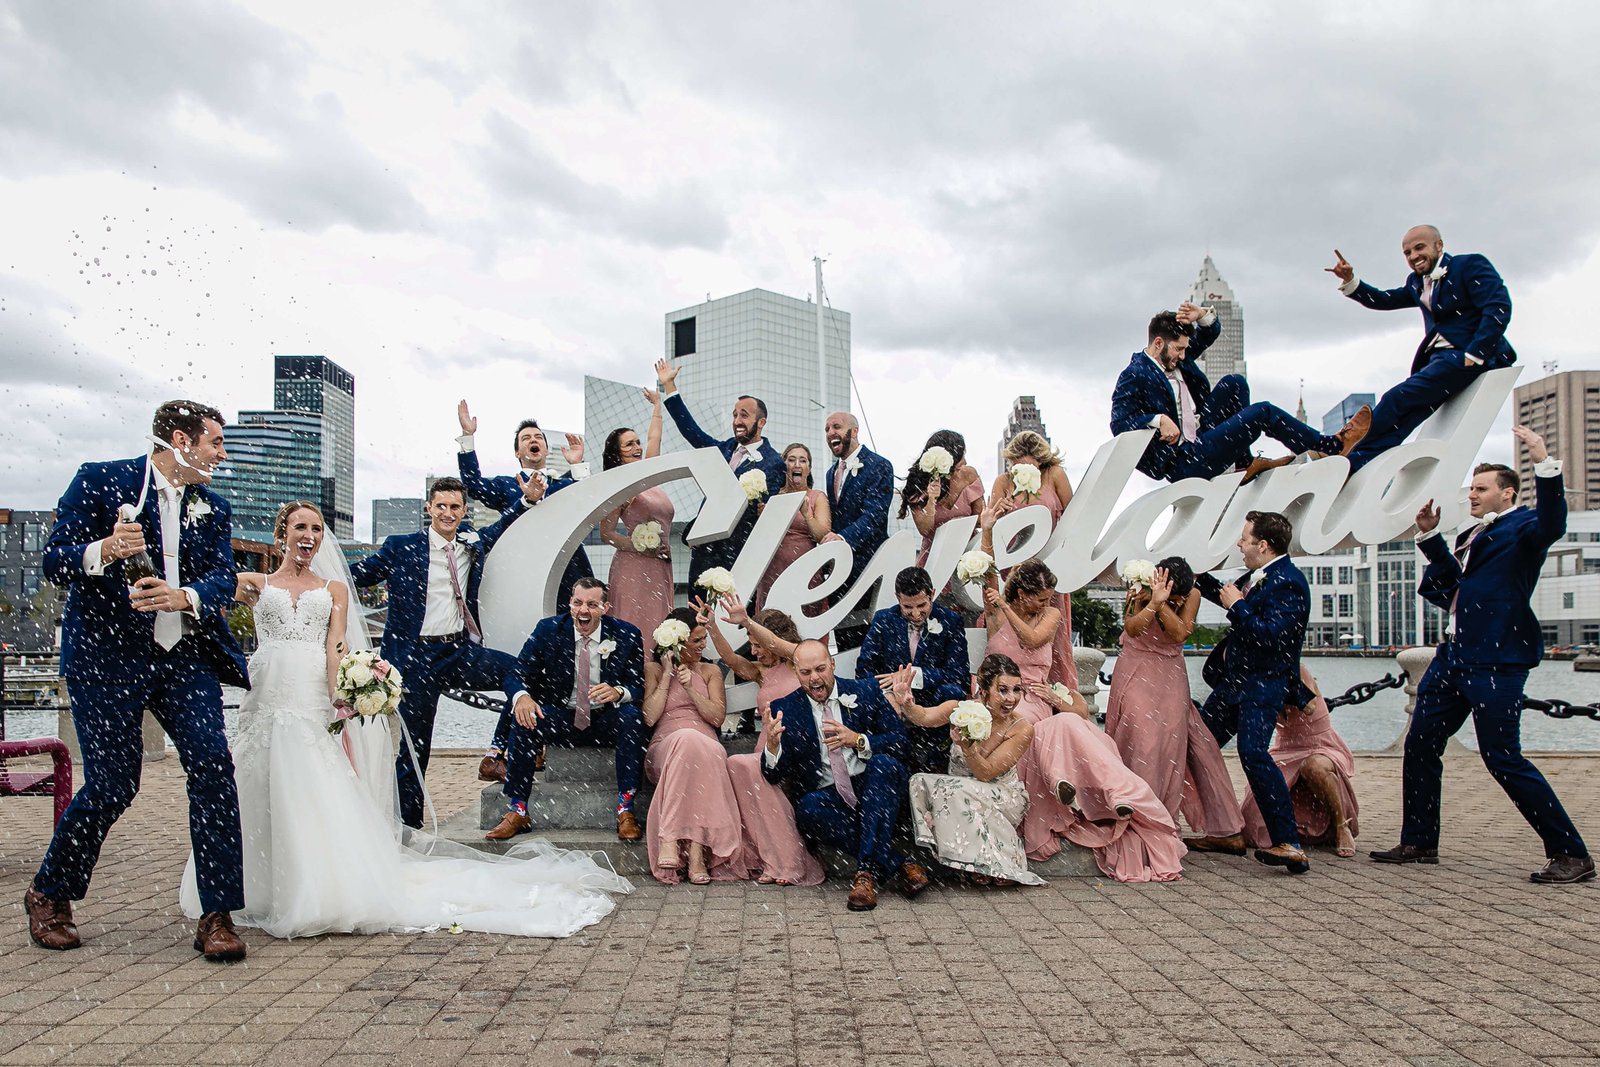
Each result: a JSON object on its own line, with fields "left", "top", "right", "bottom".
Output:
{"left": 1, "top": 751, "right": 1596, "bottom": 1066}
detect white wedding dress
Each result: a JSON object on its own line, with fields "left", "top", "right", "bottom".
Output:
{"left": 180, "top": 580, "right": 631, "bottom": 938}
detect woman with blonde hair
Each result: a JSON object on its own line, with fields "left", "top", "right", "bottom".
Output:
{"left": 988, "top": 430, "right": 1078, "bottom": 689}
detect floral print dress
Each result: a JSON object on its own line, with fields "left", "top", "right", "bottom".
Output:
{"left": 907, "top": 721, "right": 1043, "bottom": 885}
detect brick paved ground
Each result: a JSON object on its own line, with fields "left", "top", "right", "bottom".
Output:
{"left": 2, "top": 750, "right": 1597, "bottom": 1067}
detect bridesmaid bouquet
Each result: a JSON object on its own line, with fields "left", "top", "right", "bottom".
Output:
{"left": 630, "top": 520, "right": 663, "bottom": 553}
{"left": 1120, "top": 558, "right": 1156, "bottom": 590}
{"left": 695, "top": 567, "right": 737, "bottom": 597}
{"left": 653, "top": 618, "right": 692, "bottom": 654}
{"left": 329, "top": 650, "right": 403, "bottom": 735}
{"left": 955, "top": 549, "right": 997, "bottom": 584}
{"left": 918, "top": 446, "right": 953, "bottom": 477}
{"left": 738, "top": 469, "right": 769, "bottom": 502}
{"left": 949, "top": 700, "right": 992, "bottom": 742}
{"left": 1009, "top": 463, "right": 1042, "bottom": 500}
{"left": 1050, "top": 682, "right": 1077, "bottom": 709}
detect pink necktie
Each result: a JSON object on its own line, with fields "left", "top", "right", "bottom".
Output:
{"left": 574, "top": 635, "right": 593, "bottom": 730}
{"left": 728, "top": 445, "right": 747, "bottom": 470}
{"left": 821, "top": 698, "right": 857, "bottom": 809}
{"left": 832, "top": 461, "right": 846, "bottom": 503}
{"left": 907, "top": 624, "right": 921, "bottom": 661}
{"left": 445, "top": 543, "right": 481, "bottom": 642}
{"left": 1168, "top": 371, "right": 1197, "bottom": 443}
{"left": 1420, "top": 274, "right": 1435, "bottom": 310}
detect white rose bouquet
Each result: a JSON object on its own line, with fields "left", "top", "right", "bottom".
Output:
{"left": 630, "top": 520, "right": 663, "bottom": 554}
{"left": 1120, "top": 558, "right": 1157, "bottom": 591}
{"left": 1009, "top": 463, "right": 1042, "bottom": 499}
{"left": 329, "top": 650, "right": 402, "bottom": 735}
{"left": 955, "top": 549, "right": 997, "bottom": 584}
{"left": 739, "top": 469, "right": 769, "bottom": 502}
{"left": 652, "top": 618, "right": 692, "bottom": 654}
{"left": 949, "top": 700, "right": 993, "bottom": 742}
{"left": 1050, "top": 682, "right": 1077, "bottom": 709}
{"left": 917, "top": 446, "right": 953, "bottom": 478}
{"left": 695, "top": 567, "right": 737, "bottom": 597}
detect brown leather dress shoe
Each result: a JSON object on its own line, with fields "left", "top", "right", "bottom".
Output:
{"left": 485, "top": 809, "right": 532, "bottom": 840}
{"left": 1240, "top": 455, "right": 1294, "bottom": 484}
{"left": 898, "top": 862, "right": 931, "bottom": 899}
{"left": 846, "top": 871, "right": 878, "bottom": 911}
{"left": 193, "top": 912, "right": 246, "bottom": 962}
{"left": 617, "top": 810, "right": 642, "bottom": 841}
{"left": 534, "top": 746, "right": 546, "bottom": 772}
{"left": 1183, "top": 834, "right": 1247, "bottom": 856}
{"left": 1255, "top": 843, "right": 1310, "bottom": 875}
{"left": 1530, "top": 854, "right": 1596, "bottom": 884}
{"left": 1335, "top": 404, "right": 1373, "bottom": 456}
{"left": 25, "top": 886, "right": 80, "bottom": 951}
{"left": 477, "top": 754, "right": 508, "bottom": 783}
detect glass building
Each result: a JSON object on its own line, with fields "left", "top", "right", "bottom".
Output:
{"left": 371, "top": 497, "right": 425, "bottom": 540}
{"left": 1184, "top": 255, "right": 1246, "bottom": 384}
{"left": 1323, "top": 393, "right": 1377, "bottom": 436}
{"left": 274, "top": 356, "right": 356, "bottom": 537}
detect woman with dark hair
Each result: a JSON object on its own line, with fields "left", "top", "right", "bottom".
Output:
{"left": 702, "top": 595, "right": 825, "bottom": 886}
{"left": 978, "top": 508, "right": 1184, "bottom": 882}
{"left": 890, "top": 653, "right": 1041, "bottom": 886}
{"left": 901, "top": 430, "right": 984, "bottom": 571}
{"left": 751, "top": 442, "right": 831, "bottom": 612}
{"left": 641, "top": 607, "right": 747, "bottom": 885}
{"left": 1104, "top": 556, "right": 1243, "bottom": 847}
{"left": 599, "top": 390, "right": 674, "bottom": 638}
{"left": 990, "top": 430, "right": 1079, "bottom": 689}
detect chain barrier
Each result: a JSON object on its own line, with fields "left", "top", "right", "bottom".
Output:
{"left": 1524, "top": 697, "right": 1600, "bottom": 721}
{"left": 442, "top": 688, "right": 506, "bottom": 711}
{"left": 1325, "top": 673, "right": 1405, "bottom": 709}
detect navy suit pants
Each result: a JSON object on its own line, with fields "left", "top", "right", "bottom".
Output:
{"left": 36, "top": 645, "right": 245, "bottom": 912}
{"left": 1170, "top": 381, "right": 1335, "bottom": 481}
{"left": 792, "top": 754, "right": 908, "bottom": 880}
{"left": 1347, "top": 350, "right": 1485, "bottom": 472}
{"left": 1201, "top": 687, "right": 1301, "bottom": 848}
{"left": 1402, "top": 645, "right": 1587, "bottom": 857}
{"left": 502, "top": 702, "right": 647, "bottom": 805}
{"left": 397, "top": 639, "right": 518, "bottom": 828}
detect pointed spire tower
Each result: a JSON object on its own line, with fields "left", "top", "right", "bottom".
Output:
{"left": 1184, "top": 255, "right": 1246, "bottom": 384}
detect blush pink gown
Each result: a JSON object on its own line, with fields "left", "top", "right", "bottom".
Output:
{"left": 752, "top": 489, "right": 825, "bottom": 613}
{"left": 1240, "top": 693, "right": 1360, "bottom": 849}
{"left": 1104, "top": 623, "right": 1242, "bottom": 837}
{"left": 724, "top": 663, "right": 826, "bottom": 885}
{"left": 644, "top": 669, "right": 749, "bottom": 884}
{"left": 915, "top": 475, "right": 985, "bottom": 570}
{"left": 1035, "top": 480, "right": 1079, "bottom": 691}
{"left": 609, "top": 489, "right": 675, "bottom": 640}
{"left": 989, "top": 618, "right": 1185, "bottom": 883}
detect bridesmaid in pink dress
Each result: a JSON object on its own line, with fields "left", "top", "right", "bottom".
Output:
{"left": 1103, "top": 556, "right": 1244, "bottom": 845}
{"left": 600, "top": 392, "right": 675, "bottom": 640}
{"left": 991, "top": 431, "right": 1078, "bottom": 690}
{"left": 978, "top": 512, "right": 1185, "bottom": 882}
{"left": 751, "top": 443, "right": 831, "bottom": 613}
{"left": 642, "top": 607, "right": 748, "bottom": 885}
{"left": 900, "top": 429, "right": 985, "bottom": 574}
{"left": 1240, "top": 667, "right": 1359, "bottom": 857}
{"left": 701, "top": 595, "right": 825, "bottom": 886}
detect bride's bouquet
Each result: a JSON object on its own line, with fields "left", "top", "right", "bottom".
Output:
{"left": 329, "top": 650, "right": 403, "bottom": 735}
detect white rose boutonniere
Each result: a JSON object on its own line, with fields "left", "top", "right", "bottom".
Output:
{"left": 843, "top": 454, "right": 863, "bottom": 477}
{"left": 745, "top": 444, "right": 763, "bottom": 464}
{"left": 955, "top": 550, "right": 997, "bottom": 585}
{"left": 738, "top": 469, "right": 769, "bottom": 502}
{"left": 1009, "top": 463, "right": 1042, "bottom": 500}
{"left": 917, "top": 446, "right": 953, "bottom": 477}
{"left": 456, "top": 530, "right": 481, "bottom": 546}
{"left": 597, "top": 638, "right": 616, "bottom": 660}
{"left": 183, "top": 498, "right": 212, "bottom": 528}
{"left": 695, "top": 567, "right": 736, "bottom": 597}
{"left": 949, "top": 700, "right": 992, "bottom": 742}
{"left": 925, "top": 617, "right": 943, "bottom": 636}
{"left": 1119, "top": 559, "right": 1156, "bottom": 591}
{"left": 837, "top": 692, "right": 858, "bottom": 709}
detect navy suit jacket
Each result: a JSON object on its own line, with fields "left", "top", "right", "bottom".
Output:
{"left": 44, "top": 457, "right": 248, "bottom": 688}
{"left": 349, "top": 510, "right": 522, "bottom": 669}
{"left": 1417, "top": 471, "right": 1564, "bottom": 670}
{"left": 855, "top": 603, "right": 971, "bottom": 705}
{"left": 663, "top": 394, "right": 786, "bottom": 559}
{"left": 1196, "top": 557, "right": 1310, "bottom": 710}
{"left": 1346, "top": 252, "right": 1516, "bottom": 374}
{"left": 825, "top": 447, "right": 894, "bottom": 576}
{"left": 760, "top": 676, "right": 909, "bottom": 793}
{"left": 1110, "top": 318, "right": 1222, "bottom": 480}
{"left": 504, "top": 613, "right": 646, "bottom": 710}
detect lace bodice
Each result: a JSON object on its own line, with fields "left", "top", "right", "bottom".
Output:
{"left": 254, "top": 582, "right": 333, "bottom": 646}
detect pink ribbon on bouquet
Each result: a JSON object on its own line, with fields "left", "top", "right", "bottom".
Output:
{"left": 334, "top": 704, "right": 359, "bottom": 768}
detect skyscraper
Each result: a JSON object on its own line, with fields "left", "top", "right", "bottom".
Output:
{"left": 997, "top": 396, "right": 1049, "bottom": 475}
{"left": 1185, "top": 255, "right": 1246, "bottom": 383}
{"left": 371, "top": 497, "right": 425, "bottom": 540}
{"left": 1515, "top": 370, "right": 1600, "bottom": 511}
{"left": 274, "top": 356, "right": 356, "bottom": 537}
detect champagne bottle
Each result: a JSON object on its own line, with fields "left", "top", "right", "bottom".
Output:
{"left": 117, "top": 503, "right": 159, "bottom": 588}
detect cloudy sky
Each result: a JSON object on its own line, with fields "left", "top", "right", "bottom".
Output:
{"left": 3, "top": 1, "right": 1598, "bottom": 538}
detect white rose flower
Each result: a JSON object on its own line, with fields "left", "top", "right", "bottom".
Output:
{"left": 925, "top": 617, "right": 943, "bottom": 635}
{"left": 457, "top": 530, "right": 480, "bottom": 545}
{"left": 955, "top": 550, "right": 996, "bottom": 584}
{"left": 695, "top": 567, "right": 737, "bottom": 596}
{"left": 354, "top": 690, "right": 385, "bottom": 717}
{"left": 739, "top": 469, "right": 769, "bottom": 502}
{"left": 917, "top": 446, "right": 953, "bottom": 477}
{"left": 630, "top": 521, "right": 662, "bottom": 553}
{"left": 1050, "top": 682, "right": 1077, "bottom": 708}
{"left": 1009, "top": 463, "right": 1042, "bottom": 498}
{"left": 653, "top": 618, "right": 692, "bottom": 650}
{"left": 1120, "top": 559, "right": 1156, "bottom": 590}
{"left": 345, "top": 663, "right": 373, "bottom": 688}
{"left": 838, "top": 692, "right": 858, "bottom": 709}
{"left": 184, "top": 499, "right": 212, "bottom": 527}
{"left": 949, "top": 700, "right": 992, "bottom": 741}
{"left": 597, "top": 638, "right": 617, "bottom": 659}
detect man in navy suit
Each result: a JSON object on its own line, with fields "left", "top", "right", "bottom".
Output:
{"left": 454, "top": 399, "right": 594, "bottom": 782}
{"left": 485, "top": 578, "right": 649, "bottom": 842}
{"left": 653, "top": 356, "right": 786, "bottom": 587}
{"left": 1329, "top": 226, "right": 1517, "bottom": 473}
{"left": 856, "top": 567, "right": 972, "bottom": 773}
{"left": 760, "top": 640, "right": 929, "bottom": 910}
{"left": 1372, "top": 428, "right": 1592, "bottom": 883}
{"left": 350, "top": 476, "right": 526, "bottom": 828}
{"left": 1113, "top": 308, "right": 1370, "bottom": 482}
{"left": 27, "top": 401, "right": 248, "bottom": 960}
{"left": 1192, "top": 511, "right": 1314, "bottom": 874}
{"left": 822, "top": 411, "right": 894, "bottom": 585}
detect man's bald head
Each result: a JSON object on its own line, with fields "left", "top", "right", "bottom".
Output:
{"left": 1402, "top": 225, "right": 1445, "bottom": 276}
{"left": 824, "top": 412, "right": 858, "bottom": 458}
{"left": 791, "top": 639, "right": 837, "bottom": 701}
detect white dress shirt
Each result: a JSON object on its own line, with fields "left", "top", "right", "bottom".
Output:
{"left": 509, "top": 622, "right": 631, "bottom": 707}
{"left": 418, "top": 526, "right": 471, "bottom": 636}
{"left": 763, "top": 689, "right": 871, "bottom": 784}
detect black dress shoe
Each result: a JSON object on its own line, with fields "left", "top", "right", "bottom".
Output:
{"left": 1369, "top": 844, "right": 1439, "bottom": 865}
{"left": 1530, "top": 854, "right": 1596, "bottom": 884}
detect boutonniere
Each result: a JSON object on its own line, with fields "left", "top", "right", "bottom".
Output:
{"left": 745, "top": 444, "right": 763, "bottom": 463}
{"left": 925, "top": 618, "right": 943, "bottom": 636}
{"left": 183, "top": 497, "right": 212, "bottom": 528}
{"left": 843, "top": 454, "right": 863, "bottom": 476}
{"left": 837, "top": 692, "right": 858, "bottom": 709}
{"left": 1429, "top": 261, "right": 1447, "bottom": 281}
{"left": 597, "top": 638, "right": 616, "bottom": 659}
{"left": 456, "top": 530, "right": 481, "bottom": 545}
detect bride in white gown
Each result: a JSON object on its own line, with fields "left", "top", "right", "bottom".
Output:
{"left": 181, "top": 501, "right": 631, "bottom": 938}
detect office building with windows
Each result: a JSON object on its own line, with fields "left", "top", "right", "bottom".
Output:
{"left": 1323, "top": 393, "right": 1377, "bottom": 436}
{"left": 1515, "top": 369, "right": 1600, "bottom": 511}
{"left": 371, "top": 497, "right": 425, "bottom": 540}
{"left": 997, "top": 396, "right": 1050, "bottom": 476}
{"left": 273, "top": 356, "right": 356, "bottom": 536}
{"left": 0, "top": 509, "right": 64, "bottom": 649}
{"left": 1184, "top": 255, "right": 1246, "bottom": 383}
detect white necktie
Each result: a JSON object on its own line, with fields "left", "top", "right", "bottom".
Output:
{"left": 155, "top": 487, "right": 183, "bottom": 650}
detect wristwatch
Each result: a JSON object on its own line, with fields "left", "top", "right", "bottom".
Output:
{"left": 854, "top": 735, "right": 869, "bottom": 755}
